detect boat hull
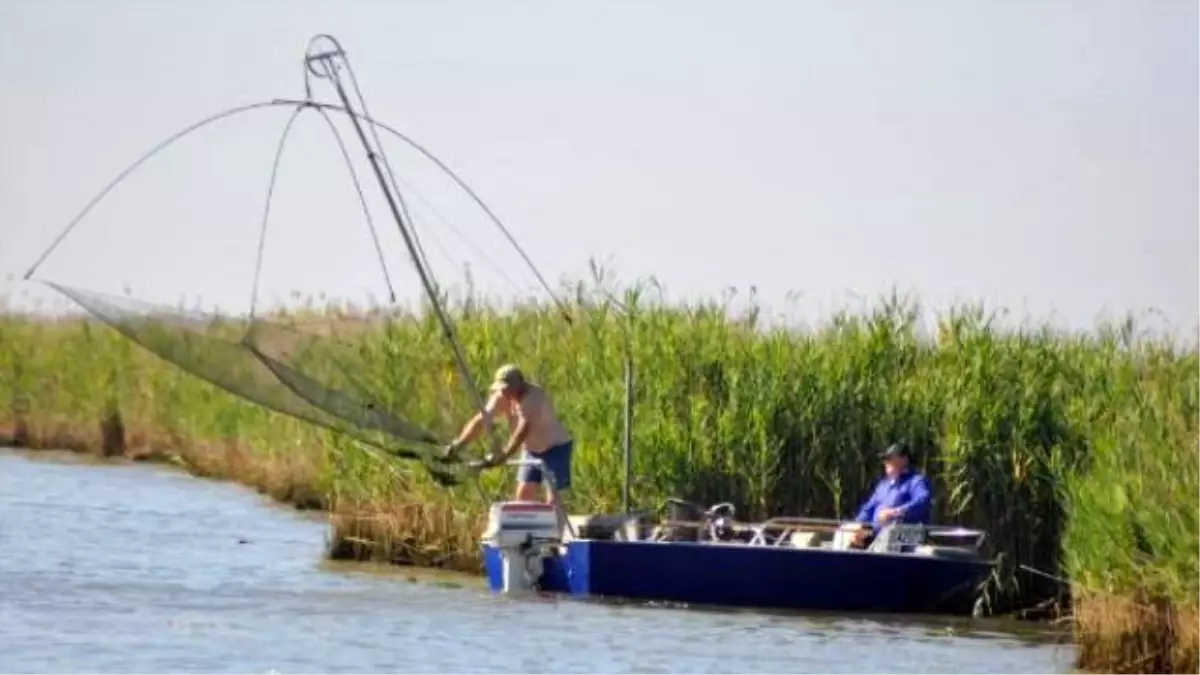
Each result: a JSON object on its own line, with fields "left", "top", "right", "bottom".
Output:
{"left": 484, "top": 539, "right": 993, "bottom": 616}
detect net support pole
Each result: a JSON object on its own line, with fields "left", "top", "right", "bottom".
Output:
{"left": 622, "top": 350, "right": 633, "bottom": 515}
{"left": 304, "top": 35, "right": 501, "bottom": 493}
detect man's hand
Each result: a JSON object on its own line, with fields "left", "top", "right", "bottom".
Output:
{"left": 876, "top": 507, "right": 902, "bottom": 523}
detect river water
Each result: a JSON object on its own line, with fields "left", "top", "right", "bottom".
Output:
{"left": 0, "top": 449, "right": 1075, "bottom": 673}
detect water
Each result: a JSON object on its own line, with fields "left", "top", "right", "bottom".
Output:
{"left": 0, "top": 449, "right": 1075, "bottom": 673}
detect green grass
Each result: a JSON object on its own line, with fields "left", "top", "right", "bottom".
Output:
{"left": 1, "top": 280, "right": 1196, "bottom": 672}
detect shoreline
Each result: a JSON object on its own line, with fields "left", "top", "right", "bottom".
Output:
{"left": 0, "top": 420, "right": 486, "bottom": 571}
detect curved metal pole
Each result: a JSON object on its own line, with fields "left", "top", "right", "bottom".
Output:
{"left": 23, "top": 100, "right": 297, "bottom": 281}
{"left": 248, "top": 101, "right": 402, "bottom": 316}
{"left": 249, "top": 105, "right": 308, "bottom": 320}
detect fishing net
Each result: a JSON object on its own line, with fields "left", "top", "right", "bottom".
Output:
{"left": 48, "top": 282, "right": 466, "bottom": 487}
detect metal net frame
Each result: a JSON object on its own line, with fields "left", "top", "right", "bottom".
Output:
{"left": 23, "top": 35, "right": 572, "bottom": 492}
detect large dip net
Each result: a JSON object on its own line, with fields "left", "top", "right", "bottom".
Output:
{"left": 22, "top": 35, "right": 571, "bottom": 490}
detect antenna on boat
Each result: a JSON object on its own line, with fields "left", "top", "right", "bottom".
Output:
{"left": 302, "top": 34, "right": 502, "bottom": 459}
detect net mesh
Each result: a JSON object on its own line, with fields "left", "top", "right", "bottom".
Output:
{"left": 47, "top": 281, "right": 467, "bottom": 487}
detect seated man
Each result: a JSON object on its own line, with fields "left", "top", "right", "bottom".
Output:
{"left": 849, "top": 443, "right": 932, "bottom": 548}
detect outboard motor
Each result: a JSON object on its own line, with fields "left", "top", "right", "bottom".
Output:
{"left": 480, "top": 501, "right": 562, "bottom": 594}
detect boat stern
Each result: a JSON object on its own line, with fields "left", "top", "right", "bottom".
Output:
{"left": 480, "top": 501, "right": 567, "bottom": 594}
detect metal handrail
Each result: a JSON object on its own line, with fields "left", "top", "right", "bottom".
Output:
{"left": 652, "top": 510, "right": 988, "bottom": 551}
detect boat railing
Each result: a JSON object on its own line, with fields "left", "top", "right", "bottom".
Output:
{"left": 649, "top": 510, "right": 988, "bottom": 552}
{"left": 752, "top": 517, "right": 988, "bottom": 552}
{"left": 745, "top": 516, "right": 849, "bottom": 546}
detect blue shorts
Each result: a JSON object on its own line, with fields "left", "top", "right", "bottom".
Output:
{"left": 518, "top": 440, "right": 573, "bottom": 491}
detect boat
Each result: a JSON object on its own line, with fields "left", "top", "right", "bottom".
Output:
{"left": 479, "top": 460, "right": 996, "bottom": 617}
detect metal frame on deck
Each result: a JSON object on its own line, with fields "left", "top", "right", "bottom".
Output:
{"left": 647, "top": 511, "right": 988, "bottom": 554}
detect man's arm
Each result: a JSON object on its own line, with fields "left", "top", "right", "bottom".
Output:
{"left": 449, "top": 393, "right": 504, "bottom": 448}
{"left": 891, "top": 475, "right": 932, "bottom": 523}
{"left": 496, "top": 417, "right": 531, "bottom": 463}
{"left": 855, "top": 484, "right": 881, "bottom": 523}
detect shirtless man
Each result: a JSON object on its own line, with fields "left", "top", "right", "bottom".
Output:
{"left": 444, "top": 364, "right": 574, "bottom": 506}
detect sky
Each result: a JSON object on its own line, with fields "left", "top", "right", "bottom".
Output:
{"left": 1, "top": 0, "right": 1196, "bottom": 337}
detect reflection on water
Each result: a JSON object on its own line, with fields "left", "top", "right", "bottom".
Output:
{"left": 0, "top": 449, "right": 1075, "bottom": 673}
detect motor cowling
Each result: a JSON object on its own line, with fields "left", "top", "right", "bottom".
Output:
{"left": 481, "top": 501, "right": 562, "bottom": 593}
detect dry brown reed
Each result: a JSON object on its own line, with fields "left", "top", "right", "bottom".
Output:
{"left": 1074, "top": 591, "right": 1199, "bottom": 674}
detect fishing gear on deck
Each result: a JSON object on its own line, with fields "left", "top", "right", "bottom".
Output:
{"left": 22, "top": 34, "right": 570, "bottom": 492}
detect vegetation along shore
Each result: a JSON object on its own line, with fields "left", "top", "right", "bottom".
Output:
{"left": 1, "top": 281, "right": 1195, "bottom": 674}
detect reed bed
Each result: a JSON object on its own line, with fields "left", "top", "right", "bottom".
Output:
{"left": 1, "top": 282, "right": 1195, "bottom": 673}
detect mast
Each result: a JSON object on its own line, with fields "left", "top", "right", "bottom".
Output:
{"left": 303, "top": 35, "right": 500, "bottom": 456}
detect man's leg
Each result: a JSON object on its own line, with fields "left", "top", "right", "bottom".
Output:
{"left": 540, "top": 441, "right": 573, "bottom": 507}
{"left": 515, "top": 481, "right": 540, "bottom": 501}
{"left": 515, "top": 450, "right": 542, "bottom": 501}
{"left": 538, "top": 442, "right": 573, "bottom": 536}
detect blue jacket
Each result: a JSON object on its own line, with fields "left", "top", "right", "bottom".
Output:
{"left": 854, "top": 470, "right": 932, "bottom": 525}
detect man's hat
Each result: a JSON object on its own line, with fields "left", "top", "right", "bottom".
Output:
{"left": 488, "top": 363, "right": 525, "bottom": 392}
{"left": 880, "top": 442, "right": 912, "bottom": 460}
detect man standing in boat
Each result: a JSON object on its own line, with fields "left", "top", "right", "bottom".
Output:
{"left": 849, "top": 443, "right": 932, "bottom": 547}
{"left": 443, "top": 364, "right": 574, "bottom": 506}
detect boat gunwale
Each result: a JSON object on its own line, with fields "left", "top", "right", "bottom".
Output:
{"left": 560, "top": 537, "right": 1000, "bottom": 568}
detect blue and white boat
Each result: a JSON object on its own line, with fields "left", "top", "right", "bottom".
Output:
{"left": 480, "top": 461, "right": 996, "bottom": 617}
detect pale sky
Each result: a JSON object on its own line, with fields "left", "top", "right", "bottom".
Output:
{"left": 1, "top": 0, "right": 1196, "bottom": 337}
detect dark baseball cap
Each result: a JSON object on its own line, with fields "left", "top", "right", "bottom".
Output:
{"left": 880, "top": 443, "right": 911, "bottom": 459}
